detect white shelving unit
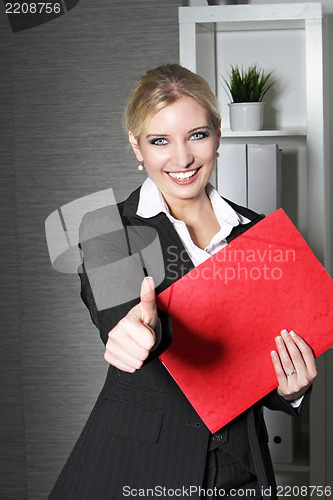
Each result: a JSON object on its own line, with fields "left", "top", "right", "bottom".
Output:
{"left": 179, "top": 2, "right": 330, "bottom": 266}
{"left": 179, "top": 3, "right": 331, "bottom": 495}
{"left": 221, "top": 129, "right": 307, "bottom": 138}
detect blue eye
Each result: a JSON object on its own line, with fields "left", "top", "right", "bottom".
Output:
{"left": 191, "top": 131, "right": 208, "bottom": 140}
{"left": 151, "top": 138, "right": 168, "bottom": 146}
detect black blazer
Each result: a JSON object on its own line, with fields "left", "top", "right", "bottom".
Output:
{"left": 49, "top": 186, "right": 311, "bottom": 500}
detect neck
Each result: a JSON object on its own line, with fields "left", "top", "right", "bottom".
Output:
{"left": 162, "top": 188, "right": 212, "bottom": 222}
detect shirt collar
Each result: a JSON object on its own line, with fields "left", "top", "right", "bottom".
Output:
{"left": 137, "top": 177, "right": 170, "bottom": 218}
{"left": 137, "top": 177, "right": 249, "bottom": 228}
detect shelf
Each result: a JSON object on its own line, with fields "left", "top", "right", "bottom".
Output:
{"left": 197, "top": 19, "right": 306, "bottom": 33}
{"left": 221, "top": 129, "right": 307, "bottom": 138}
{"left": 180, "top": 4, "right": 322, "bottom": 30}
{"left": 180, "top": 2, "right": 330, "bottom": 489}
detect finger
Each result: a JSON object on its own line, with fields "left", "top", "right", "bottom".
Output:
{"left": 139, "top": 277, "right": 157, "bottom": 326}
{"left": 104, "top": 348, "right": 143, "bottom": 373}
{"left": 271, "top": 348, "right": 302, "bottom": 399}
{"left": 271, "top": 350, "right": 289, "bottom": 390}
{"left": 289, "top": 330, "right": 317, "bottom": 378}
{"left": 280, "top": 329, "right": 305, "bottom": 374}
{"left": 105, "top": 330, "right": 149, "bottom": 371}
{"left": 275, "top": 332, "right": 296, "bottom": 375}
{"left": 120, "top": 312, "right": 155, "bottom": 351}
{"left": 108, "top": 323, "right": 151, "bottom": 360}
{"left": 280, "top": 329, "right": 316, "bottom": 383}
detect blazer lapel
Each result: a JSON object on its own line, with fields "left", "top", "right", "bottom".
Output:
{"left": 121, "top": 187, "right": 194, "bottom": 294}
{"left": 225, "top": 198, "right": 264, "bottom": 244}
{"left": 121, "top": 187, "right": 263, "bottom": 291}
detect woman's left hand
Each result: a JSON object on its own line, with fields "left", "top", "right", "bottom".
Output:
{"left": 271, "top": 329, "right": 317, "bottom": 401}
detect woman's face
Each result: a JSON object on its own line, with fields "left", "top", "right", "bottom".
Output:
{"left": 129, "top": 96, "right": 220, "bottom": 208}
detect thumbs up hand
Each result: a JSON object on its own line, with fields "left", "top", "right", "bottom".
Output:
{"left": 138, "top": 276, "right": 158, "bottom": 329}
{"left": 104, "top": 277, "right": 158, "bottom": 373}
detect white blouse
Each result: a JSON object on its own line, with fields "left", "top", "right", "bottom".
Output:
{"left": 137, "top": 177, "right": 250, "bottom": 267}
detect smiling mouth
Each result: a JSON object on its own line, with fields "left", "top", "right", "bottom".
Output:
{"left": 167, "top": 168, "right": 200, "bottom": 181}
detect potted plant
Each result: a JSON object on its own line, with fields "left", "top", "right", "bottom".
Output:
{"left": 223, "top": 64, "right": 275, "bottom": 131}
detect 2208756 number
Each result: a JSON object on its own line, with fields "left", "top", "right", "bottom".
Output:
{"left": 5, "top": 3, "right": 61, "bottom": 14}
{"left": 277, "top": 485, "right": 332, "bottom": 497}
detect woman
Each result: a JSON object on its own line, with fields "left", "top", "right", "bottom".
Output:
{"left": 49, "top": 64, "right": 317, "bottom": 499}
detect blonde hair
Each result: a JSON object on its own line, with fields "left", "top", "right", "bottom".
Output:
{"left": 123, "top": 64, "right": 220, "bottom": 139}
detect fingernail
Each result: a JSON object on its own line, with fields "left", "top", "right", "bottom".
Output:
{"left": 141, "top": 277, "right": 155, "bottom": 301}
{"left": 276, "top": 336, "right": 283, "bottom": 345}
{"left": 281, "top": 329, "right": 289, "bottom": 336}
{"left": 290, "top": 330, "right": 296, "bottom": 337}
{"left": 144, "top": 276, "right": 154, "bottom": 289}
{"left": 271, "top": 350, "right": 278, "bottom": 358}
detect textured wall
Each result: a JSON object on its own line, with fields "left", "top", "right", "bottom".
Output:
{"left": 0, "top": 10, "right": 28, "bottom": 499}
{"left": 0, "top": 1, "right": 181, "bottom": 498}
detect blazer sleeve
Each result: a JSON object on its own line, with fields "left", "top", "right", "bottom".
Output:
{"left": 77, "top": 206, "right": 173, "bottom": 360}
{"left": 261, "top": 385, "right": 312, "bottom": 418}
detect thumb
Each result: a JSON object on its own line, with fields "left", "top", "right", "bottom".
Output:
{"left": 139, "top": 276, "right": 157, "bottom": 327}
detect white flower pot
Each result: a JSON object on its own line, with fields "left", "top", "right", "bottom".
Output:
{"left": 228, "top": 102, "right": 265, "bottom": 131}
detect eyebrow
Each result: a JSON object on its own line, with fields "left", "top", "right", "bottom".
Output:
{"left": 145, "top": 125, "right": 211, "bottom": 139}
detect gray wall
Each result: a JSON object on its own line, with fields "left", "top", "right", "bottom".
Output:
{"left": 0, "top": 1, "right": 181, "bottom": 498}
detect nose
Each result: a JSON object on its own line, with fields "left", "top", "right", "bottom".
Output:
{"left": 172, "top": 142, "right": 194, "bottom": 169}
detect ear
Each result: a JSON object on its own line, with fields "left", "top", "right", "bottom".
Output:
{"left": 128, "top": 131, "right": 143, "bottom": 162}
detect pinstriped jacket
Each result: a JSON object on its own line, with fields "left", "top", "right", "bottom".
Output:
{"left": 49, "top": 186, "right": 311, "bottom": 500}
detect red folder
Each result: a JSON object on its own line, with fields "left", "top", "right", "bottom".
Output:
{"left": 156, "top": 209, "right": 333, "bottom": 433}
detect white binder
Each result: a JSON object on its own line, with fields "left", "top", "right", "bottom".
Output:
{"left": 263, "top": 407, "right": 295, "bottom": 464}
{"left": 217, "top": 144, "right": 247, "bottom": 206}
{"left": 217, "top": 144, "right": 281, "bottom": 216}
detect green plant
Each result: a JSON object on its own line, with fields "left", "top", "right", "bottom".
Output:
{"left": 224, "top": 64, "right": 275, "bottom": 103}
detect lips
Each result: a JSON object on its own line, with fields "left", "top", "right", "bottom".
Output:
{"left": 167, "top": 167, "right": 200, "bottom": 184}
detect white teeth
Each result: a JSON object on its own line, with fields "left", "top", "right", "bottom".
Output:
{"left": 168, "top": 169, "right": 198, "bottom": 180}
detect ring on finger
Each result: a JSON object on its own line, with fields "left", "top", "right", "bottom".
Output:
{"left": 287, "top": 370, "right": 297, "bottom": 377}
